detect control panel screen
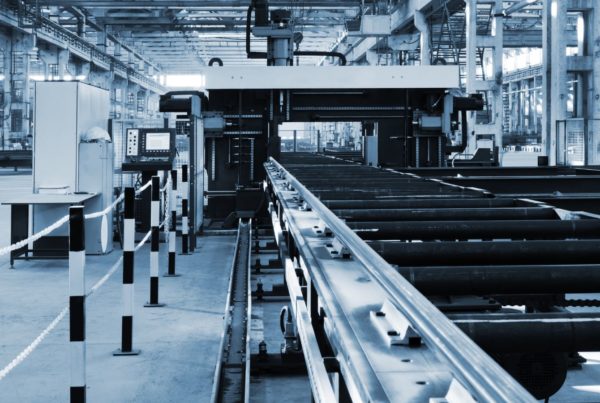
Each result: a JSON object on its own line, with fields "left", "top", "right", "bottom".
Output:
{"left": 145, "top": 132, "right": 171, "bottom": 151}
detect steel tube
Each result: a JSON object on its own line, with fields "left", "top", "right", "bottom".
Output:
{"left": 448, "top": 312, "right": 600, "bottom": 353}
{"left": 370, "top": 240, "right": 600, "bottom": 266}
{"left": 350, "top": 219, "right": 600, "bottom": 240}
{"left": 335, "top": 207, "right": 557, "bottom": 222}
{"left": 313, "top": 190, "right": 468, "bottom": 200}
{"left": 398, "top": 264, "right": 600, "bottom": 294}
{"left": 324, "top": 198, "right": 515, "bottom": 210}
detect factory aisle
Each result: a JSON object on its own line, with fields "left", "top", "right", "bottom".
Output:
{"left": 0, "top": 233, "right": 235, "bottom": 402}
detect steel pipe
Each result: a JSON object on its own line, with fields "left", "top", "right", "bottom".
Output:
{"left": 324, "top": 198, "right": 515, "bottom": 210}
{"left": 335, "top": 207, "right": 557, "bottom": 222}
{"left": 397, "top": 264, "right": 600, "bottom": 295}
{"left": 369, "top": 240, "right": 600, "bottom": 266}
{"left": 318, "top": 193, "right": 484, "bottom": 201}
{"left": 449, "top": 312, "right": 600, "bottom": 353}
{"left": 350, "top": 219, "right": 600, "bottom": 240}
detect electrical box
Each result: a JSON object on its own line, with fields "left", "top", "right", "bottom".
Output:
{"left": 33, "top": 81, "right": 111, "bottom": 252}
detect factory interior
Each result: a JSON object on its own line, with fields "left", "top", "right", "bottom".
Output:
{"left": 1, "top": 0, "right": 600, "bottom": 402}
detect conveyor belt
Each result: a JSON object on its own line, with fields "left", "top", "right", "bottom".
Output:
{"left": 265, "top": 153, "right": 600, "bottom": 402}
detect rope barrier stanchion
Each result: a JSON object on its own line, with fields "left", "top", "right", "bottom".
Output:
{"left": 113, "top": 188, "right": 141, "bottom": 356}
{"left": 181, "top": 164, "right": 190, "bottom": 255}
{"left": 68, "top": 206, "right": 86, "bottom": 403}
{"left": 165, "top": 169, "right": 180, "bottom": 277}
{"left": 145, "top": 176, "right": 165, "bottom": 308}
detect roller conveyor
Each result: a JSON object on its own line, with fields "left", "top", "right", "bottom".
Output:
{"left": 264, "top": 152, "right": 600, "bottom": 402}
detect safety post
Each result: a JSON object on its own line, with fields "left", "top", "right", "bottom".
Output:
{"left": 114, "top": 188, "right": 140, "bottom": 356}
{"left": 145, "top": 176, "right": 165, "bottom": 307}
{"left": 181, "top": 164, "right": 189, "bottom": 255}
{"left": 165, "top": 169, "right": 179, "bottom": 277}
{"left": 69, "top": 206, "right": 86, "bottom": 403}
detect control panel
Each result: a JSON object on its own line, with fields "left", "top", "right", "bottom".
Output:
{"left": 126, "top": 129, "right": 140, "bottom": 157}
{"left": 124, "top": 128, "right": 176, "bottom": 163}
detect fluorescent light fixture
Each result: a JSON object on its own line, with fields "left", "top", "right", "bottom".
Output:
{"left": 76, "top": 75, "right": 87, "bottom": 81}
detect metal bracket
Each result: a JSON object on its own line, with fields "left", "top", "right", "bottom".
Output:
{"left": 313, "top": 218, "right": 332, "bottom": 237}
{"left": 430, "top": 379, "right": 477, "bottom": 403}
{"left": 325, "top": 237, "right": 351, "bottom": 259}
{"left": 292, "top": 192, "right": 305, "bottom": 207}
{"left": 299, "top": 200, "right": 312, "bottom": 212}
{"left": 371, "top": 299, "right": 422, "bottom": 347}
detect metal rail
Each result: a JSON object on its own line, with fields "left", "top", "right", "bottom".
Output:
{"left": 266, "top": 157, "right": 536, "bottom": 402}
{"left": 211, "top": 220, "right": 252, "bottom": 403}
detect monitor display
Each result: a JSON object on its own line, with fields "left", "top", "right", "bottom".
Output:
{"left": 145, "top": 132, "right": 171, "bottom": 151}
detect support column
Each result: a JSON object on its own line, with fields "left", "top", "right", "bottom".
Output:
{"left": 414, "top": 11, "right": 431, "bottom": 65}
{"left": 465, "top": 0, "right": 478, "bottom": 155}
{"left": 12, "top": 32, "right": 32, "bottom": 139}
{"left": 1, "top": 33, "right": 12, "bottom": 150}
{"left": 126, "top": 82, "right": 139, "bottom": 120}
{"left": 465, "top": 0, "right": 504, "bottom": 159}
{"left": 491, "top": 0, "right": 504, "bottom": 155}
{"left": 96, "top": 31, "right": 107, "bottom": 53}
{"left": 544, "top": 0, "right": 568, "bottom": 165}
{"left": 587, "top": 5, "right": 600, "bottom": 165}
{"left": 58, "top": 49, "right": 69, "bottom": 80}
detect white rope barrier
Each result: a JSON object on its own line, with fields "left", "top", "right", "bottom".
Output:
{"left": 0, "top": 171, "right": 174, "bottom": 382}
{"left": 0, "top": 306, "right": 68, "bottom": 381}
{"left": 0, "top": 227, "right": 154, "bottom": 382}
{"left": 137, "top": 179, "right": 152, "bottom": 194}
{"left": 0, "top": 215, "right": 69, "bottom": 257}
{"left": 84, "top": 193, "right": 124, "bottom": 220}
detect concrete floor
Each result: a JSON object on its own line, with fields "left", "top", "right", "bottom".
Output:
{"left": 0, "top": 170, "right": 236, "bottom": 402}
